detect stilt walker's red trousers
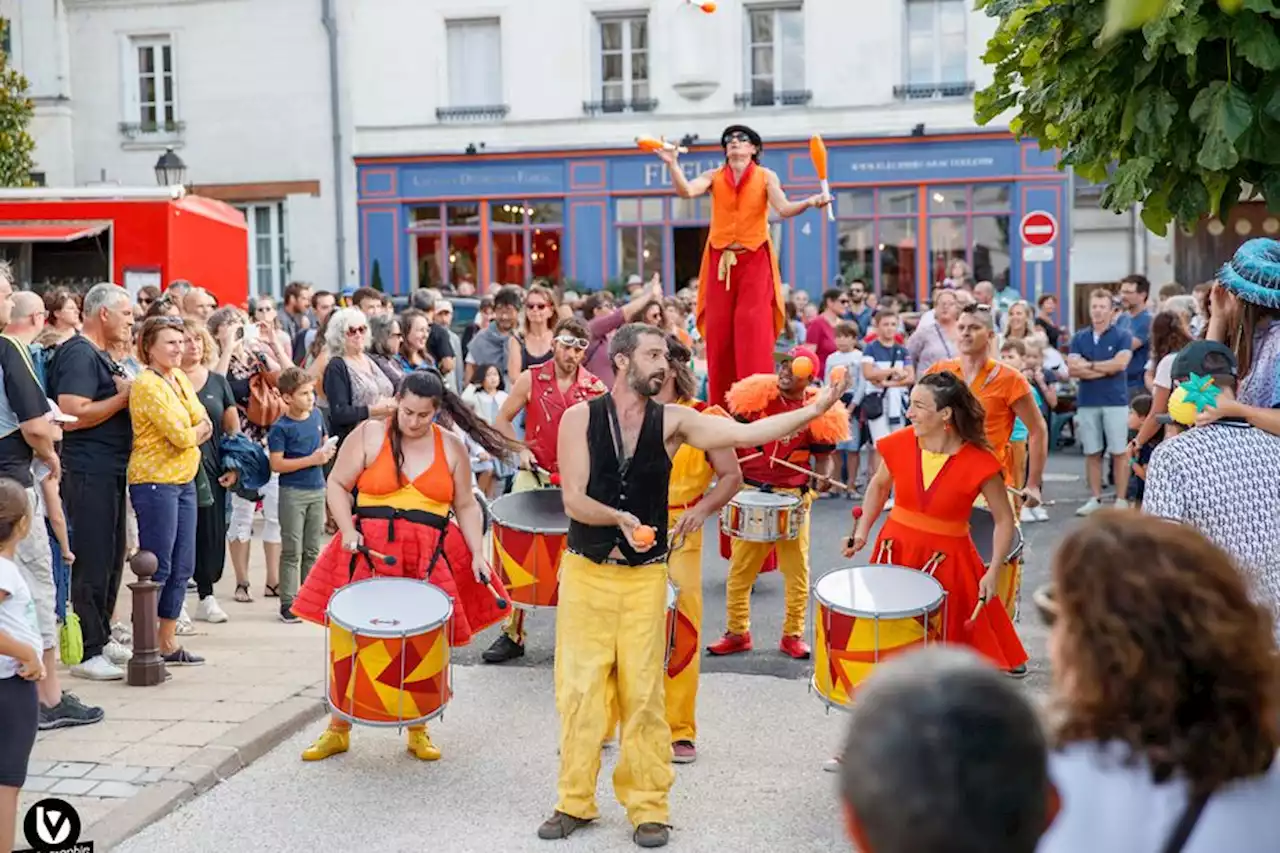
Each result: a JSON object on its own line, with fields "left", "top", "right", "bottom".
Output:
{"left": 701, "top": 245, "right": 780, "bottom": 407}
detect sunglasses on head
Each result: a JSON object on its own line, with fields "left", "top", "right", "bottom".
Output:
{"left": 555, "top": 334, "right": 589, "bottom": 350}
{"left": 153, "top": 316, "right": 185, "bottom": 328}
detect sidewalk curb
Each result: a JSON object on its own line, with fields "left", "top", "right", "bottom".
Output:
{"left": 87, "top": 692, "right": 327, "bottom": 851}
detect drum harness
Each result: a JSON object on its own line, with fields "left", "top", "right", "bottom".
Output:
{"left": 348, "top": 503, "right": 451, "bottom": 583}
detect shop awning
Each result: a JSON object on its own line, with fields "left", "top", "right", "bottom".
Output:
{"left": 0, "top": 221, "right": 110, "bottom": 243}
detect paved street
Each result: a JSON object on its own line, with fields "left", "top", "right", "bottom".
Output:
{"left": 18, "top": 454, "right": 1092, "bottom": 851}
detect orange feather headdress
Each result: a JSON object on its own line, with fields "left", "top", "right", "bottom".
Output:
{"left": 724, "top": 374, "right": 850, "bottom": 444}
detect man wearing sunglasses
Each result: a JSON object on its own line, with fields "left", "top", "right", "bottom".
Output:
{"left": 482, "top": 316, "right": 606, "bottom": 664}
{"left": 651, "top": 124, "right": 831, "bottom": 407}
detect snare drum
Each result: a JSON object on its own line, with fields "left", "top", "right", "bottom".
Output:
{"left": 489, "top": 488, "right": 569, "bottom": 609}
{"left": 720, "top": 490, "right": 804, "bottom": 542}
{"left": 812, "top": 565, "right": 946, "bottom": 710}
{"left": 969, "top": 507, "right": 1025, "bottom": 621}
{"left": 326, "top": 577, "right": 453, "bottom": 727}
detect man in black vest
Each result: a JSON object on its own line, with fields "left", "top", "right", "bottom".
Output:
{"left": 538, "top": 323, "right": 847, "bottom": 849}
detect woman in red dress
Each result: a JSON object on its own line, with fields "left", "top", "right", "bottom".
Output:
{"left": 843, "top": 371, "right": 1027, "bottom": 672}
{"left": 293, "top": 369, "right": 519, "bottom": 762}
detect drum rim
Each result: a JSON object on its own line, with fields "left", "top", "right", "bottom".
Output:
{"left": 969, "top": 505, "right": 1027, "bottom": 563}
{"left": 327, "top": 577, "right": 455, "bottom": 637}
{"left": 809, "top": 674, "right": 853, "bottom": 713}
{"left": 327, "top": 700, "right": 449, "bottom": 728}
{"left": 813, "top": 565, "right": 946, "bottom": 619}
{"left": 731, "top": 491, "right": 801, "bottom": 507}
{"left": 489, "top": 488, "right": 569, "bottom": 535}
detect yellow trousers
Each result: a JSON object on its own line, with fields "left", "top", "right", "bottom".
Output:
{"left": 725, "top": 493, "right": 812, "bottom": 637}
{"left": 554, "top": 552, "right": 673, "bottom": 827}
{"left": 500, "top": 468, "right": 546, "bottom": 643}
{"left": 664, "top": 508, "right": 702, "bottom": 743}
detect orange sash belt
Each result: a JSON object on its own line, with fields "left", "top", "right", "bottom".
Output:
{"left": 887, "top": 506, "right": 969, "bottom": 538}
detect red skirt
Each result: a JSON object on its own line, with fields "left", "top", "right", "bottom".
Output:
{"left": 871, "top": 518, "right": 1027, "bottom": 670}
{"left": 293, "top": 517, "right": 509, "bottom": 647}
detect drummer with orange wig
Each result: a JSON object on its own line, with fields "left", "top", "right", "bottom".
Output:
{"left": 292, "top": 369, "right": 520, "bottom": 762}
{"left": 706, "top": 346, "right": 849, "bottom": 661}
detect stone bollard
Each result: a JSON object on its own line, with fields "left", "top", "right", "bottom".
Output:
{"left": 127, "top": 550, "right": 167, "bottom": 687}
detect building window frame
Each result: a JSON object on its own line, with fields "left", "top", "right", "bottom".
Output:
{"left": 741, "top": 3, "right": 806, "bottom": 108}
{"left": 234, "top": 201, "right": 290, "bottom": 300}
{"left": 489, "top": 199, "right": 564, "bottom": 286}
{"left": 902, "top": 0, "right": 969, "bottom": 95}
{"left": 444, "top": 18, "right": 506, "bottom": 119}
{"left": 121, "top": 34, "right": 183, "bottom": 143}
{"left": 592, "top": 13, "right": 652, "bottom": 114}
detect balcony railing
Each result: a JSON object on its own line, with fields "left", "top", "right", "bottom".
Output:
{"left": 435, "top": 105, "right": 510, "bottom": 122}
{"left": 118, "top": 120, "right": 185, "bottom": 140}
{"left": 734, "top": 89, "right": 813, "bottom": 108}
{"left": 582, "top": 98, "right": 659, "bottom": 116}
{"left": 892, "top": 82, "right": 975, "bottom": 101}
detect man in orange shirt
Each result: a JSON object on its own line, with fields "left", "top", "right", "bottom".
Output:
{"left": 653, "top": 125, "right": 830, "bottom": 406}
{"left": 927, "top": 304, "right": 1047, "bottom": 506}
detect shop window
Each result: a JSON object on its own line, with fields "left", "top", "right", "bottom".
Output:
{"left": 122, "top": 35, "right": 181, "bottom": 139}
{"left": 616, "top": 197, "right": 664, "bottom": 223}
{"left": 448, "top": 233, "right": 481, "bottom": 289}
{"left": 448, "top": 203, "right": 481, "bottom": 227}
{"left": 445, "top": 19, "right": 503, "bottom": 111}
{"left": 905, "top": 0, "right": 967, "bottom": 90}
{"left": 835, "top": 187, "right": 916, "bottom": 301}
{"left": 924, "top": 184, "right": 1012, "bottom": 288}
{"left": 744, "top": 5, "right": 805, "bottom": 107}
{"left": 233, "top": 202, "right": 290, "bottom": 299}
{"left": 596, "top": 15, "right": 651, "bottom": 111}
{"left": 672, "top": 196, "right": 711, "bottom": 221}
{"left": 618, "top": 225, "right": 664, "bottom": 281}
{"left": 489, "top": 199, "right": 564, "bottom": 285}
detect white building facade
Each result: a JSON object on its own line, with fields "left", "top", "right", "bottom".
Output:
{"left": 13, "top": 0, "right": 1173, "bottom": 314}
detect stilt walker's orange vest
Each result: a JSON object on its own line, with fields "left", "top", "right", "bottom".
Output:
{"left": 695, "top": 162, "right": 786, "bottom": 340}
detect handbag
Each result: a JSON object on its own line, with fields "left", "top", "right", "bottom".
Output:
{"left": 59, "top": 594, "right": 83, "bottom": 666}
{"left": 246, "top": 359, "right": 286, "bottom": 427}
{"left": 859, "top": 346, "right": 901, "bottom": 422}
{"left": 194, "top": 465, "right": 214, "bottom": 508}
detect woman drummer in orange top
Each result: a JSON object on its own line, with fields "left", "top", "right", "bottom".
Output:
{"left": 842, "top": 371, "right": 1027, "bottom": 671}
{"left": 293, "top": 369, "right": 520, "bottom": 762}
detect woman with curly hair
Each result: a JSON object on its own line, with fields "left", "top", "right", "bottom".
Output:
{"left": 1040, "top": 511, "right": 1279, "bottom": 853}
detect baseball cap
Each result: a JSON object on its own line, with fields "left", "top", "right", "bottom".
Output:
{"left": 1170, "top": 341, "right": 1237, "bottom": 383}
{"left": 627, "top": 274, "right": 644, "bottom": 286}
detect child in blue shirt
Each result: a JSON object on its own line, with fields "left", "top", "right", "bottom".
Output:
{"left": 268, "top": 368, "right": 335, "bottom": 623}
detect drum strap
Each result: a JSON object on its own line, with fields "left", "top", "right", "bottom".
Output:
{"left": 743, "top": 477, "right": 810, "bottom": 497}
{"left": 348, "top": 507, "right": 450, "bottom": 582}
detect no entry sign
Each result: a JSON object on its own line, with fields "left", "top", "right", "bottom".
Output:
{"left": 1020, "top": 211, "right": 1058, "bottom": 246}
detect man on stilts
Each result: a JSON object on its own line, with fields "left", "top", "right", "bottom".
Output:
{"left": 653, "top": 125, "right": 830, "bottom": 407}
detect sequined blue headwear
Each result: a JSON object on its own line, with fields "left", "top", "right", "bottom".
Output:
{"left": 1216, "top": 238, "right": 1280, "bottom": 310}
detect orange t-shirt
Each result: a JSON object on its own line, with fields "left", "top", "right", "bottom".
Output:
{"left": 927, "top": 358, "right": 1031, "bottom": 474}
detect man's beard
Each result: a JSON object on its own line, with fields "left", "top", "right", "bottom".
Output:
{"left": 628, "top": 363, "right": 664, "bottom": 397}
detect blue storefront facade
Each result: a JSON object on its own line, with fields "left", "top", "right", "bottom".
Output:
{"left": 356, "top": 130, "right": 1069, "bottom": 310}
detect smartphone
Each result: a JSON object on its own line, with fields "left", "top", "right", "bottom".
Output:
{"left": 242, "top": 323, "right": 260, "bottom": 345}
{"left": 324, "top": 436, "right": 339, "bottom": 451}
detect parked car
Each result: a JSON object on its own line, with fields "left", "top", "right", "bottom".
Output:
{"left": 389, "top": 293, "right": 479, "bottom": 339}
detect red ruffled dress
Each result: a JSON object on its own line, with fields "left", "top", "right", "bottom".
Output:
{"left": 869, "top": 427, "right": 1027, "bottom": 669}
{"left": 293, "top": 425, "right": 508, "bottom": 645}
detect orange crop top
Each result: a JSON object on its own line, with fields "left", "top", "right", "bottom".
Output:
{"left": 355, "top": 425, "right": 454, "bottom": 514}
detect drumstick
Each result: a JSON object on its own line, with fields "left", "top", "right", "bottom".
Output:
{"left": 965, "top": 597, "right": 988, "bottom": 631}
{"left": 767, "top": 455, "right": 853, "bottom": 491}
{"left": 485, "top": 580, "right": 509, "bottom": 610}
{"left": 357, "top": 545, "right": 397, "bottom": 566}
{"left": 1006, "top": 486, "right": 1056, "bottom": 508}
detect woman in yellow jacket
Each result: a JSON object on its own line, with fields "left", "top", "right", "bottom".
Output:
{"left": 129, "top": 316, "right": 213, "bottom": 666}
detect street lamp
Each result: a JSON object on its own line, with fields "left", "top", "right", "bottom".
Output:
{"left": 154, "top": 147, "right": 187, "bottom": 187}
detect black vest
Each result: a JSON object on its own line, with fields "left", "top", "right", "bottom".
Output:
{"left": 567, "top": 395, "right": 671, "bottom": 565}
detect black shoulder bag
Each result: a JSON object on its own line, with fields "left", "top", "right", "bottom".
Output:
{"left": 858, "top": 346, "right": 900, "bottom": 422}
{"left": 1161, "top": 791, "right": 1210, "bottom": 853}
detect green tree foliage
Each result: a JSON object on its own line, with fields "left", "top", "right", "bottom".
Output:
{"left": 975, "top": 0, "right": 1280, "bottom": 235}
{"left": 0, "top": 19, "right": 35, "bottom": 187}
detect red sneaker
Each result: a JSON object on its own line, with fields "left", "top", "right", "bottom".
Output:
{"left": 672, "top": 740, "right": 697, "bottom": 764}
{"left": 706, "top": 631, "right": 753, "bottom": 656}
{"left": 779, "top": 635, "right": 811, "bottom": 660}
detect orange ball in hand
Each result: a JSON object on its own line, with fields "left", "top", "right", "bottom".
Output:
{"left": 829, "top": 365, "right": 847, "bottom": 385}
{"left": 633, "top": 525, "right": 656, "bottom": 547}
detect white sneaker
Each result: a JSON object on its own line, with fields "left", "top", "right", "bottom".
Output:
{"left": 1075, "top": 497, "right": 1103, "bottom": 517}
{"left": 1032, "top": 506, "right": 1049, "bottom": 522}
{"left": 1019, "top": 506, "right": 1037, "bottom": 523}
{"left": 71, "top": 655, "right": 124, "bottom": 681}
{"left": 176, "top": 605, "right": 196, "bottom": 636}
{"left": 195, "top": 596, "right": 228, "bottom": 624}
{"left": 1114, "top": 498, "right": 1131, "bottom": 510}
{"left": 111, "top": 622, "right": 133, "bottom": 646}
{"left": 103, "top": 640, "right": 131, "bottom": 666}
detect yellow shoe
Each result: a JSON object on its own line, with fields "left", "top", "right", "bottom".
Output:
{"left": 406, "top": 729, "right": 441, "bottom": 761}
{"left": 301, "top": 728, "right": 350, "bottom": 761}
